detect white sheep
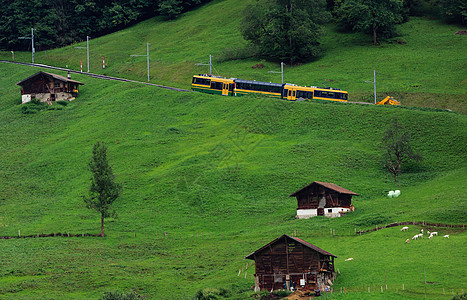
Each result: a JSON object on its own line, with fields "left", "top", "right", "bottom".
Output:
{"left": 421, "top": 229, "right": 424, "bottom": 233}
{"left": 412, "top": 235, "right": 419, "bottom": 240}
{"left": 443, "top": 234, "right": 449, "bottom": 238}
{"left": 405, "top": 239, "right": 410, "bottom": 243}
{"left": 428, "top": 234, "right": 433, "bottom": 239}
{"left": 345, "top": 258, "right": 354, "bottom": 261}
{"left": 401, "top": 226, "right": 409, "bottom": 232}
{"left": 431, "top": 231, "right": 438, "bottom": 236}
{"left": 418, "top": 233, "right": 424, "bottom": 238}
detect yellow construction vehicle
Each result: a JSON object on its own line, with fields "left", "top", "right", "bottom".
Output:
{"left": 376, "top": 96, "right": 400, "bottom": 105}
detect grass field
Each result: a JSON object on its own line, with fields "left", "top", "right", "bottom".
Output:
{"left": 1, "top": 0, "right": 466, "bottom": 113}
{"left": 0, "top": 0, "right": 466, "bottom": 298}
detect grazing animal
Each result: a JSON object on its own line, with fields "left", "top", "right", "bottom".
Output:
{"left": 431, "top": 231, "right": 438, "bottom": 236}
{"left": 412, "top": 235, "right": 419, "bottom": 240}
{"left": 428, "top": 234, "right": 433, "bottom": 239}
{"left": 345, "top": 258, "right": 354, "bottom": 261}
{"left": 401, "top": 226, "right": 409, "bottom": 232}
{"left": 420, "top": 229, "right": 424, "bottom": 233}
{"left": 443, "top": 235, "right": 449, "bottom": 238}
{"left": 417, "top": 233, "right": 423, "bottom": 239}
{"left": 405, "top": 239, "right": 410, "bottom": 243}
{"left": 427, "top": 231, "right": 431, "bottom": 235}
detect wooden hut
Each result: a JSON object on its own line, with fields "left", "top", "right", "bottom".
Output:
{"left": 16, "top": 71, "right": 84, "bottom": 104}
{"left": 245, "top": 234, "right": 337, "bottom": 292}
{"left": 290, "top": 181, "right": 358, "bottom": 219}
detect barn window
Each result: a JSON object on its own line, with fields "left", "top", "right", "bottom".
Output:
{"left": 328, "top": 209, "right": 332, "bottom": 213}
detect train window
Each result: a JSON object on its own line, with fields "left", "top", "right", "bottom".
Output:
{"left": 211, "top": 81, "right": 222, "bottom": 90}
{"left": 229, "top": 84, "right": 234, "bottom": 91}
{"left": 328, "top": 92, "right": 335, "bottom": 98}
{"left": 307, "top": 91, "right": 313, "bottom": 99}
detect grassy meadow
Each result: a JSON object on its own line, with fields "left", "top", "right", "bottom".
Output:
{"left": 0, "top": 0, "right": 466, "bottom": 298}
{"left": 1, "top": 0, "right": 466, "bottom": 113}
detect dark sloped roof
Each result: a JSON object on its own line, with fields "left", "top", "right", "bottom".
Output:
{"left": 245, "top": 234, "right": 337, "bottom": 260}
{"left": 289, "top": 181, "right": 359, "bottom": 197}
{"left": 16, "top": 71, "right": 84, "bottom": 86}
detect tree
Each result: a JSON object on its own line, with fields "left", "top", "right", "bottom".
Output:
{"left": 84, "top": 141, "right": 121, "bottom": 237}
{"left": 382, "top": 119, "right": 422, "bottom": 183}
{"left": 439, "top": 0, "right": 466, "bottom": 25}
{"left": 336, "top": 0, "right": 403, "bottom": 45}
{"left": 240, "top": 0, "right": 329, "bottom": 64}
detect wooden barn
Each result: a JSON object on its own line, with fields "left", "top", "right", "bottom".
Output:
{"left": 16, "top": 71, "right": 84, "bottom": 104}
{"left": 290, "top": 181, "right": 358, "bottom": 219}
{"left": 245, "top": 234, "right": 337, "bottom": 292}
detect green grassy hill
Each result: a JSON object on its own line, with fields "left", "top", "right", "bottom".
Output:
{"left": 1, "top": 0, "right": 466, "bottom": 113}
{"left": 0, "top": 61, "right": 465, "bottom": 299}
{"left": 0, "top": 0, "right": 466, "bottom": 298}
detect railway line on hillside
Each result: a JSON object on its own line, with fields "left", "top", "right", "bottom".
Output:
{"left": 0, "top": 60, "right": 191, "bottom": 92}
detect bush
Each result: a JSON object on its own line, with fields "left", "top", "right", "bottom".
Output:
{"left": 20, "top": 99, "right": 47, "bottom": 114}
{"left": 452, "top": 293, "right": 467, "bottom": 300}
{"left": 56, "top": 100, "right": 69, "bottom": 106}
{"left": 101, "top": 290, "right": 143, "bottom": 300}
{"left": 194, "top": 287, "right": 230, "bottom": 300}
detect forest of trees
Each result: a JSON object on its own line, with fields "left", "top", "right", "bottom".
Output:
{"left": 0, "top": 0, "right": 465, "bottom": 62}
{"left": 240, "top": 0, "right": 465, "bottom": 63}
{"left": 0, "top": 0, "right": 210, "bottom": 51}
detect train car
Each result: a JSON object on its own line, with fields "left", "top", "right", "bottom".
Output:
{"left": 192, "top": 74, "right": 234, "bottom": 96}
{"left": 192, "top": 74, "right": 348, "bottom": 103}
{"left": 283, "top": 84, "right": 348, "bottom": 102}
{"left": 233, "top": 79, "right": 284, "bottom": 99}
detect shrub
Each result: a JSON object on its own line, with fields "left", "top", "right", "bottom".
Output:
{"left": 56, "top": 100, "right": 69, "bottom": 106}
{"left": 194, "top": 287, "right": 230, "bottom": 300}
{"left": 101, "top": 290, "right": 143, "bottom": 300}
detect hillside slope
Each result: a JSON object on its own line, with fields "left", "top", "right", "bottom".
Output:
{"left": 0, "top": 61, "right": 466, "bottom": 298}
{"left": 1, "top": 0, "right": 466, "bottom": 113}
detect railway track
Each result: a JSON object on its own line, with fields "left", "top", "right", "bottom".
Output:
{"left": 1, "top": 60, "right": 380, "bottom": 105}
{"left": 0, "top": 60, "right": 191, "bottom": 92}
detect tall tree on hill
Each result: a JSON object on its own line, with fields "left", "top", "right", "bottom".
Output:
{"left": 83, "top": 141, "right": 122, "bottom": 237}
{"left": 240, "top": 0, "right": 330, "bottom": 64}
{"left": 382, "top": 119, "right": 422, "bottom": 183}
{"left": 336, "top": 0, "right": 404, "bottom": 45}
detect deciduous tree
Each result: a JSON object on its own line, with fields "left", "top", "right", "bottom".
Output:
{"left": 336, "top": 0, "right": 403, "bottom": 45}
{"left": 84, "top": 141, "right": 121, "bottom": 237}
{"left": 382, "top": 119, "right": 422, "bottom": 183}
{"left": 240, "top": 0, "right": 329, "bottom": 64}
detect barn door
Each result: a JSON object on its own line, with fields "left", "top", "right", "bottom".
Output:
{"left": 317, "top": 208, "right": 324, "bottom": 216}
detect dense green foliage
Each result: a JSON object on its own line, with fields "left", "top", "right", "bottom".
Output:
{"left": 240, "top": 0, "right": 329, "bottom": 63}
{"left": 336, "top": 0, "right": 404, "bottom": 45}
{"left": 0, "top": 0, "right": 212, "bottom": 51}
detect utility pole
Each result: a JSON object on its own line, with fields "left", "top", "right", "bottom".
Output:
{"left": 268, "top": 62, "right": 285, "bottom": 84}
{"left": 74, "top": 36, "right": 90, "bottom": 72}
{"left": 365, "top": 70, "right": 377, "bottom": 104}
{"left": 195, "top": 55, "right": 213, "bottom": 75}
{"left": 130, "top": 43, "right": 150, "bottom": 82}
{"left": 18, "top": 28, "right": 35, "bottom": 63}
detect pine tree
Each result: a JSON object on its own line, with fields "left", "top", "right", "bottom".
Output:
{"left": 84, "top": 141, "right": 121, "bottom": 237}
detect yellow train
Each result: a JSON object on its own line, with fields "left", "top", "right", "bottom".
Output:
{"left": 192, "top": 74, "right": 348, "bottom": 102}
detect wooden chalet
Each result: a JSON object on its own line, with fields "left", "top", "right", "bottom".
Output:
{"left": 290, "top": 181, "right": 358, "bottom": 219}
{"left": 16, "top": 71, "right": 84, "bottom": 104}
{"left": 245, "top": 234, "right": 337, "bottom": 292}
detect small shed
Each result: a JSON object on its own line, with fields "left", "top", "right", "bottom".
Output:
{"left": 16, "top": 71, "right": 84, "bottom": 104}
{"left": 245, "top": 234, "right": 337, "bottom": 292}
{"left": 290, "top": 181, "right": 358, "bottom": 219}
